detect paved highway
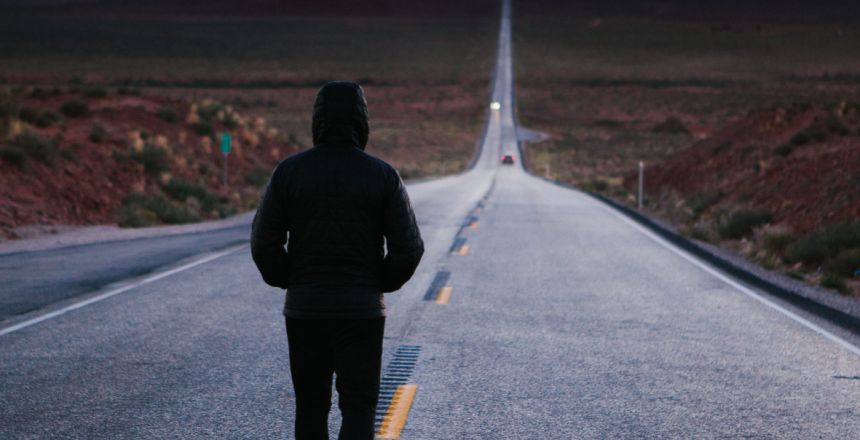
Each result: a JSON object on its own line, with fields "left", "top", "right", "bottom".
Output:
{"left": 4, "top": 0, "right": 860, "bottom": 438}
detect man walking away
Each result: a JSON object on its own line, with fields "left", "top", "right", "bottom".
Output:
{"left": 251, "top": 81, "right": 424, "bottom": 440}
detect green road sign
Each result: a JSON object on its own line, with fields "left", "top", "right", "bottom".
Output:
{"left": 221, "top": 133, "right": 231, "bottom": 154}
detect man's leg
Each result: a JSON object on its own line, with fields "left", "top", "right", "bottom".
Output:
{"left": 286, "top": 317, "right": 335, "bottom": 440}
{"left": 331, "top": 317, "right": 385, "bottom": 440}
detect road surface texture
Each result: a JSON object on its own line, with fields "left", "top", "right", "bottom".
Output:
{"left": 3, "top": 0, "right": 860, "bottom": 438}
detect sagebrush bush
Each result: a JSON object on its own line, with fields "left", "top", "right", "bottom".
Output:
{"left": 753, "top": 224, "right": 794, "bottom": 255}
{"left": 59, "top": 147, "right": 80, "bottom": 164}
{"left": 18, "top": 107, "right": 38, "bottom": 124}
{"left": 83, "top": 88, "right": 108, "bottom": 98}
{"left": 245, "top": 166, "right": 271, "bottom": 187}
{"left": 223, "top": 114, "right": 239, "bottom": 130}
{"left": 161, "top": 178, "right": 208, "bottom": 201}
{"left": 156, "top": 106, "right": 180, "bottom": 123}
{"left": 129, "top": 144, "right": 170, "bottom": 175}
{"left": 790, "top": 223, "right": 860, "bottom": 266}
{"left": 714, "top": 209, "right": 772, "bottom": 240}
{"left": 30, "top": 87, "right": 51, "bottom": 99}
{"left": 686, "top": 190, "right": 721, "bottom": 218}
{"left": 116, "top": 192, "right": 199, "bottom": 227}
{"left": 197, "top": 103, "right": 224, "bottom": 122}
{"left": 820, "top": 273, "right": 850, "bottom": 295}
{"left": 59, "top": 100, "right": 89, "bottom": 117}
{"left": 35, "top": 110, "right": 62, "bottom": 128}
{"left": 823, "top": 248, "right": 860, "bottom": 278}
{"left": 774, "top": 144, "right": 794, "bottom": 157}
{"left": 652, "top": 117, "right": 689, "bottom": 135}
{"left": 9, "top": 132, "right": 57, "bottom": 166}
{"left": 89, "top": 120, "right": 108, "bottom": 143}
{"left": 191, "top": 122, "right": 216, "bottom": 139}
{"left": 789, "top": 131, "right": 811, "bottom": 146}
{"left": 0, "top": 147, "right": 30, "bottom": 172}
{"left": 117, "top": 88, "right": 141, "bottom": 96}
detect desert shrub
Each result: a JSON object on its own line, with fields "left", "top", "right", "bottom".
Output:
{"left": 820, "top": 273, "right": 850, "bottom": 294}
{"left": 117, "top": 88, "right": 141, "bottom": 95}
{"left": 147, "top": 196, "right": 200, "bottom": 224}
{"left": 753, "top": 224, "right": 794, "bottom": 255}
{"left": 83, "top": 88, "right": 108, "bottom": 98}
{"left": 245, "top": 166, "right": 271, "bottom": 187}
{"left": 774, "top": 144, "right": 794, "bottom": 157}
{"left": 823, "top": 248, "right": 860, "bottom": 278}
{"left": 740, "top": 144, "right": 756, "bottom": 154}
{"left": 594, "top": 118, "right": 623, "bottom": 128}
{"left": 156, "top": 106, "right": 179, "bottom": 123}
{"left": 59, "top": 147, "right": 79, "bottom": 164}
{"left": 790, "top": 222, "right": 860, "bottom": 266}
{"left": 30, "top": 87, "right": 51, "bottom": 99}
{"left": 0, "top": 147, "right": 30, "bottom": 172}
{"left": 789, "top": 131, "right": 811, "bottom": 146}
{"left": 197, "top": 103, "right": 224, "bottom": 122}
{"left": 8, "top": 132, "right": 57, "bottom": 166}
{"left": 18, "top": 107, "right": 38, "bottom": 124}
{"left": 0, "top": 101, "right": 16, "bottom": 118}
{"left": 116, "top": 192, "right": 199, "bottom": 227}
{"left": 222, "top": 114, "right": 239, "bottom": 130}
{"left": 161, "top": 178, "right": 208, "bottom": 202}
{"left": 59, "top": 100, "right": 89, "bottom": 117}
{"left": 714, "top": 209, "right": 772, "bottom": 240}
{"left": 89, "top": 120, "right": 108, "bottom": 143}
{"left": 191, "top": 122, "right": 216, "bottom": 139}
{"left": 35, "top": 110, "right": 62, "bottom": 128}
{"left": 711, "top": 141, "right": 731, "bottom": 155}
{"left": 825, "top": 115, "right": 849, "bottom": 135}
{"left": 652, "top": 117, "right": 689, "bottom": 135}
{"left": 129, "top": 144, "right": 170, "bottom": 176}
{"left": 686, "top": 190, "right": 721, "bottom": 218}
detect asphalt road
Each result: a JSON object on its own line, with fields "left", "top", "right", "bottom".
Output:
{"left": 0, "top": 226, "right": 249, "bottom": 321}
{"left": 4, "top": 0, "right": 860, "bottom": 438}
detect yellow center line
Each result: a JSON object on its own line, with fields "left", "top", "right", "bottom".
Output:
{"left": 468, "top": 221, "right": 478, "bottom": 229}
{"left": 435, "top": 287, "right": 453, "bottom": 304}
{"left": 476, "top": 207, "right": 483, "bottom": 212}
{"left": 376, "top": 385, "right": 418, "bottom": 439}
{"left": 454, "top": 245, "right": 469, "bottom": 255}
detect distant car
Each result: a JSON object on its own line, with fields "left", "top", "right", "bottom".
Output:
{"left": 501, "top": 154, "right": 515, "bottom": 164}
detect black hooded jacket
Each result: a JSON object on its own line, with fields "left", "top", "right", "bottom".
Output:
{"left": 251, "top": 82, "right": 424, "bottom": 319}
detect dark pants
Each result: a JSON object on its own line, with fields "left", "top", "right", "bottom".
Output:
{"left": 285, "top": 317, "right": 385, "bottom": 440}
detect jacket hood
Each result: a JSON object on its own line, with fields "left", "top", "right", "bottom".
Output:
{"left": 312, "top": 81, "right": 369, "bottom": 150}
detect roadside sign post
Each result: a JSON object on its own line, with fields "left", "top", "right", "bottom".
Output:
{"left": 221, "top": 133, "right": 231, "bottom": 192}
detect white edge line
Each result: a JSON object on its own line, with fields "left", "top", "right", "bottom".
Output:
{"left": 0, "top": 244, "right": 248, "bottom": 337}
{"left": 600, "top": 205, "right": 860, "bottom": 358}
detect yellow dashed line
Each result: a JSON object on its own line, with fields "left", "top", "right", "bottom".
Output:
{"left": 453, "top": 245, "right": 469, "bottom": 255}
{"left": 468, "top": 221, "right": 478, "bottom": 229}
{"left": 376, "top": 385, "right": 418, "bottom": 439}
{"left": 435, "top": 287, "right": 453, "bottom": 305}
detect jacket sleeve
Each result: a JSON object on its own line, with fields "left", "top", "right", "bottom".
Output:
{"left": 380, "top": 174, "right": 424, "bottom": 293}
{"left": 251, "top": 174, "right": 290, "bottom": 289}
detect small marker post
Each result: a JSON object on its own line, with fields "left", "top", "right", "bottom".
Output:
{"left": 638, "top": 161, "right": 644, "bottom": 211}
{"left": 221, "top": 133, "right": 231, "bottom": 191}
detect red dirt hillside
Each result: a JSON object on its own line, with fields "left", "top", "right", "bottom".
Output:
{"left": 0, "top": 88, "right": 296, "bottom": 239}
{"left": 628, "top": 103, "right": 860, "bottom": 235}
